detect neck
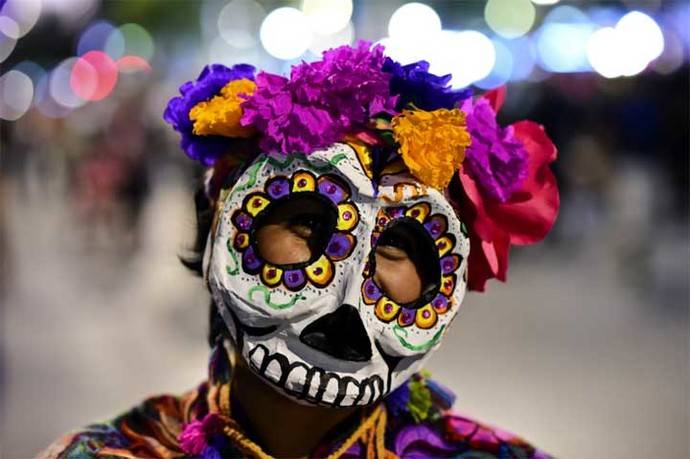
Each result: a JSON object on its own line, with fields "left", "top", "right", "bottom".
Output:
{"left": 231, "top": 357, "right": 358, "bottom": 458}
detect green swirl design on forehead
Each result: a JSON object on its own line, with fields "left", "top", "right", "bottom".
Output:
{"left": 248, "top": 285, "right": 306, "bottom": 310}
{"left": 266, "top": 152, "right": 348, "bottom": 172}
{"left": 227, "top": 157, "right": 267, "bottom": 201}
{"left": 393, "top": 324, "right": 446, "bottom": 352}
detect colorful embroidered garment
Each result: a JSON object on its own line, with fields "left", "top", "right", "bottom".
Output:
{"left": 40, "top": 342, "right": 550, "bottom": 459}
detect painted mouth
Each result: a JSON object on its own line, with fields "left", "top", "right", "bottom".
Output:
{"left": 248, "top": 343, "right": 386, "bottom": 408}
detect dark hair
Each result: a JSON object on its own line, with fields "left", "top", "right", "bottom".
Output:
{"left": 182, "top": 186, "right": 226, "bottom": 346}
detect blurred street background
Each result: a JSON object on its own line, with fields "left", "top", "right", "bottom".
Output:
{"left": 0, "top": 0, "right": 688, "bottom": 457}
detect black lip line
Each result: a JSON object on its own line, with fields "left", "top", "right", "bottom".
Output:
{"left": 248, "top": 343, "right": 386, "bottom": 408}
{"left": 374, "top": 340, "right": 403, "bottom": 394}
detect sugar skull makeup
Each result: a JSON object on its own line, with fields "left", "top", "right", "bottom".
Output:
{"left": 205, "top": 143, "right": 469, "bottom": 408}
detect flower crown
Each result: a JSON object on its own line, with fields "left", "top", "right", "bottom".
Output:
{"left": 164, "top": 41, "right": 559, "bottom": 292}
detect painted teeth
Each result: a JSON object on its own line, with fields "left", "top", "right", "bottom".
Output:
{"left": 264, "top": 359, "right": 282, "bottom": 384}
{"left": 247, "top": 344, "right": 387, "bottom": 408}
{"left": 248, "top": 345, "right": 266, "bottom": 371}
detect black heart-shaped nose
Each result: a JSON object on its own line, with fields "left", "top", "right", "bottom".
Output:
{"left": 299, "top": 304, "right": 372, "bottom": 362}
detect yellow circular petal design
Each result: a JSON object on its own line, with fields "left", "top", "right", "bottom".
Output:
{"left": 415, "top": 304, "right": 438, "bottom": 329}
{"left": 261, "top": 264, "right": 283, "bottom": 287}
{"left": 233, "top": 231, "right": 250, "bottom": 250}
{"left": 392, "top": 108, "right": 471, "bottom": 189}
{"left": 291, "top": 171, "right": 317, "bottom": 192}
{"left": 405, "top": 202, "right": 431, "bottom": 223}
{"left": 440, "top": 274, "right": 456, "bottom": 296}
{"left": 190, "top": 79, "right": 256, "bottom": 138}
{"left": 436, "top": 235, "right": 454, "bottom": 257}
{"left": 375, "top": 297, "right": 400, "bottom": 323}
{"left": 244, "top": 193, "right": 271, "bottom": 217}
{"left": 337, "top": 203, "right": 359, "bottom": 231}
{"left": 305, "top": 255, "right": 334, "bottom": 287}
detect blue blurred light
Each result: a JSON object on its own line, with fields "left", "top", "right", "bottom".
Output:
{"left": 502, "top": 36, "right": 536, "bottom": 81}
{"left": 76, "top": 20, "right": 116, "bottom": 56}
{"left": 588, "top": 6, "right": 624, "bottom": 27}
{"left": 537, "top": 23, "right": 593, "bottom": 73}
{"left": 536, "top": 6, "right": 593, "bottom": 73}
{"left": 542, "top": 5, "right": 589, "bottom": 25}
{"left": 475, "top": 39, "right": 513, "bottom": 89}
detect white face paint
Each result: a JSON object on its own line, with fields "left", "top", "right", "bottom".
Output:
{"left": 205, "top": 143, "right": 469, "bottom": 407}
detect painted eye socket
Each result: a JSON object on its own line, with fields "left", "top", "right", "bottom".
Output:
{"left": 252, "top": 193, "right": 338, "bottom": 268}
{"left": 372, "top": 218, "right": 441, "bottom": 307}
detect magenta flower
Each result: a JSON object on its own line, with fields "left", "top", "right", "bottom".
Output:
{"left": 461, "top": 95, "right": 529, "bottom": 202}
{"left": 241, "top": 41, "right": 398, "bottom": 154}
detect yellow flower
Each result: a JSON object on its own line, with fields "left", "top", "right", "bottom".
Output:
{"left": 391, "top": 108, "right": 471, "bottom": 189}
{"left": 189, "top": 78, "right": 256, "bottom": 138}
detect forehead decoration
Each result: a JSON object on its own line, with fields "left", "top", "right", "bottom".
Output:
{"left": 164, "top": 41, "right": 559, "bottom": 406}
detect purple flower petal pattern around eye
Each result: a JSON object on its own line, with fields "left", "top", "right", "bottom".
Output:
{"left": 382, "top": 58, "right": 472, "bottom": 111}
{"left": 461, "top": 97, "right": 530, "bottom": 203}
{"left": 240, "top": 41, "right": 398, "bottom": 154}
{"left": 163, "top": 63, "right": 255, "bottom": 165}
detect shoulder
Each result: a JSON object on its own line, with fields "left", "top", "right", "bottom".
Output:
{"left": 384, "top": 373, "right": 552, "bottom": 459}
{"left": 38, "top": 391, "right": 201, "bottom": 459}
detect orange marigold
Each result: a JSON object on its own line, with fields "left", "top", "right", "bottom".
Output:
{"left": 189, "top": 78, "right": 256, "bottom": 138}
{"left": 392, "top": 108, "right": 471, "bottom": 189}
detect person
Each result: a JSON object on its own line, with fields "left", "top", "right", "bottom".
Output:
{"left": 41, "top": 41, "right": 559, "bottom": 458}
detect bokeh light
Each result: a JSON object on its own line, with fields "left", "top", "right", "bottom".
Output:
{"left": 41, "top": 0, "right": 98, "bottom": 28}
{"left": 309, "top": 21, "right": 354, "bottom": 55}
{"left": 116, "top": 55, "right": 152, "bottom": 74}
{"left": 652, "top": 28, "right": 685, "bottom": 75}
{"left": 218, "top": 0, "right": 266, "bottom": 49}
{"left": 70, "top": 50, "right": 118, "bottom": 101}
{"left": 586, "top": 11, "right": 664, "bottom": 79}
{"left": 502, "top": 36, "right": 537, "bottom": 81}
{"left": 388, "top": 3, "right": 441, "bottom": 41}
{"left": 0, "top": 15, "right": 18, "bottom": 62}
{"left": 77, "top": 20, "right": 116, "bottom": 56}
{"left": 616, "top": 11, "right": 664, "bottom": 64}
{"left": 530, "top": 0, "right": 559, "bottom": 4}
{"left": 485, "top": 0, "right": 535, "bottom": 39}
{"left": 104, "top": 23, "right": 154, "bottom": 61}
{"left": 586, "top": 27, "right": 624, "bottom": 79}
{"left": 383, "top": 3, "right": 442, "bottom": 65}
{"left": 0, "top": 0, "right": 41, "bottom": 37}
{"left": 536, "top": 6, "right": 593, "bottom": 73}
{"left": 260, "top": 7, "right": 312, "bottom": 60}
{"left": 50, "top": 58, "right": 88, "bottom": 109}
{"left": 0, "top": 69, "right": 34, "bottom": 120}
{"left": 429, "top": 30, "right": 496, "bottom": 88}
{"left": 475, "top": 39, "right": 513, "bottom": 89}
{"left": 302, "top": 0, "right": 353, "bottom": 35}
{"left": 209, "top": 34, "right": 261, "bottom": 67}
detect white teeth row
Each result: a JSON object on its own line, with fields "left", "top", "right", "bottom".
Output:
{"left": 248, "top": 344, "right": 386, "bottom": 407}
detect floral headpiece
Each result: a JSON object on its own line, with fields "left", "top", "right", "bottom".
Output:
{"left": 164, "top": 41, "right": 559, "bottom": 292}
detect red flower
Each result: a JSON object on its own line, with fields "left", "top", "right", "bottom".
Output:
{"left": 455, "top": 87, "right": 559, "bottom": 291}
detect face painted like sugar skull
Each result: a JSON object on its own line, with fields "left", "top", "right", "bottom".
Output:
{"left": 205, "top": 143, "right": 469, "bottom": 408}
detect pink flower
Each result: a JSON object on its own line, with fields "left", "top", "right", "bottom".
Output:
{"left": 454, "top": 88, "right": 559, "bottom": 291}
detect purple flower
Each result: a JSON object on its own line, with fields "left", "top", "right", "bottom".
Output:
{"left": 462, "top": 96, "right": 529, "bottom": 202}
{"left": 164, "top": 63, "right": 255, "bottom": 165}
{"left": 383, "top": 58, "right": 472, "bottom": 111}
{"left": 241, "top": 41, "right": 398, "bottom": 154}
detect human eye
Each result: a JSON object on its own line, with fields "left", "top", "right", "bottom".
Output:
{"left": 372, "top": 218, "right": 440, "bottom": 306}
